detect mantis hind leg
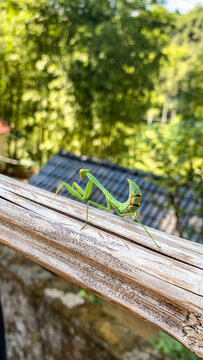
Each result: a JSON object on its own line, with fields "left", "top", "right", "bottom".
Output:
{"left": 118, "top": 210, "right": 160, "bottom": 248}
{"left": 81, "top": 198, "right": 111, "bottom": 230}
{"left": 133, "top": 211, "right": 160, "bottom": 248}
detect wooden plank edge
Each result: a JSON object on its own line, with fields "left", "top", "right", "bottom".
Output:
{"left": 0, "top": 174, "right": 203, "bottom": 267}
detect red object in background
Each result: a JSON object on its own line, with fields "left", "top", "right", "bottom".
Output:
{"left": 0, "top": 119, "right": 11, "bottom": 135}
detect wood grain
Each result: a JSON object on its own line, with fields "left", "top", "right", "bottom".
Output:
{"left": 0, "top": 174, "right": 202, "bottom": 357}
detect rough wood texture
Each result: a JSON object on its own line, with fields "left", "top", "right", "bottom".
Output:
{"left": 0, "top": 174, "right": 202, "bottom": 357}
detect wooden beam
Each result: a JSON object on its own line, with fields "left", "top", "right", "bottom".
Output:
{"left": 0, "top": 174, "right": 202, "bottom": 357}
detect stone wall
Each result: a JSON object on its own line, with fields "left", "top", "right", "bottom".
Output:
{"left": 0, "top": 244, "right": 164, "bottom": 360}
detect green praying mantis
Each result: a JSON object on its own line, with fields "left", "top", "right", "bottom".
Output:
{"left": 56, "top": 169, "right": 159, "bottom": 248}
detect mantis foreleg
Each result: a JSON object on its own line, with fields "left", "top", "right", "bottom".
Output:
{"left": 56, "top": 180, "right": 111, "bottom": 230}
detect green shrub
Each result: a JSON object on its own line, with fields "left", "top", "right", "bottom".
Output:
{"left": 154, "top": 332, "right": 201, "bottom": 360}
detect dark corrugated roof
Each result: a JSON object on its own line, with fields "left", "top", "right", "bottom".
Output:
{"left": 29, "top": 150, "right": 202, "bottom": 243}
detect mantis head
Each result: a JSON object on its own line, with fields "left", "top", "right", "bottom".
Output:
{"left": 126, "top": 179, "right": 142, "bottom": 212}
{"left": 79, "top": 169, "right": 90, "bottom": 179}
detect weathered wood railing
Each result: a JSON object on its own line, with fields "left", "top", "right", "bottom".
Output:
{"left": 0, "top": 174, "right": 202, "bottom": 357}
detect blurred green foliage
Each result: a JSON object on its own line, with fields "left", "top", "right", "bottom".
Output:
{"left": 153, "top": 6, "right": 203, "bottom": 120}
{"left": 0, "top": 0, "right": 71, "bottom": 163}
{"left": 154, "top": 333, "right": 201, "bottom": 360}
{"left": 0, "top": 0, "right": 171, "bottom": 162}
{"left": 125, "top": 117, "right": 203, "bottom": 240}
{"left": 0, "top": 1, "right": 202, "bottom": 162}
{"left": 78, "top": 288, "right": 103, "bottom": 306}
{"left": 66, "top": 1, "right": 171, "bottom": 156}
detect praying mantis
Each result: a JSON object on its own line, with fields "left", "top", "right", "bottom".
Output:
{"left": 56, "top": 169, "right": 159, "bottom": 248}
